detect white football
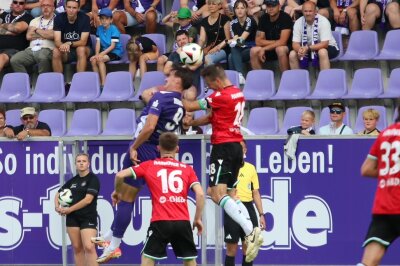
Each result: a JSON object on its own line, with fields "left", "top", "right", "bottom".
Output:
{"left": 58, "top": 188, "right": 73, "bottom": 207}
{"left": 179, "top": 43, "right": 203, "bottom": 65}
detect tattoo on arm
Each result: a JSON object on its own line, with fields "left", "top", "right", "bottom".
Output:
{"left": 7, "top": 22, "right": 17, "bottom": 33}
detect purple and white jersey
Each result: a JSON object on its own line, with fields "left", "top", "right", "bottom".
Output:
{"left": 134, "top": 91, "right": 184, "bottom": 144}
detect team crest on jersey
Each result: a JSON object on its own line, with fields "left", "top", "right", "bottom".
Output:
{"left": 81, "top": 181, "right": 86, "bottom": 187}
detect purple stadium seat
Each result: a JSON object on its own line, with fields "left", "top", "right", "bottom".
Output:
{"left": 38, "top": 109, "right": 66, "bottom": 136}
{"left": 379, "top": 68, "right": 400, "bottom": 98}
{"left": 278, "top": 106, "right": 313, "bottom": 135}
{"left": 130, "top": 71, "right": 165, "bottom": 102}
{"left": 331, "top": 31, "right": 344, "bottom": 61}
{"left": 101, "top": 108, "right": 136, "bottom": 136}
{"left": 25, "top": 73, "right": 65, "bottom": 103}
{"left": 339, "top": 30, "right": 379, "bottom": 61}
{"left": 307, "top": 69, "right": 347, "bottom": 99}
{"left": 108, "top": 34, "right": 131, "bottom": 64}
{"left": 271, "top": 70, "right": 310, "bottom": 100}
{"left": 143, "top": 34, "right": 166, "bottom": 64}
{"left": 394, "top": 107, "right": 399, "bottom": 123}
{"left": 94, "top": 71, "right": 134, "bottom": 102}
{"left": 243, "top": 70, "right": 275, "bottom": 101}
{"left": 342, "top": 68, "right": 383, "bottom": 99}
{"left": 0, "top": 73, "right": 30, "bottom": 102}
{"left": 5, "top": 109, "right": 21, "bottom": 127}
{"left": 354, "top": 106, "right": 387, "bottom": 133}
{"left": 66, "top": 108, "right": 101, "bottom": 136}
{"left": 374, "top": 29, "right": 400, "bottom": 60}
{"left": 60, "top": 72, "right": 100, "bottom": 102}
{"left": 247, "top": 107, "right": 278, "bottom": 135}
{"left": 319, "top": 106, "right": 351, "bottom": 129}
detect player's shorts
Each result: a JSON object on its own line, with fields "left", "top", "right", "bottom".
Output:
{"left": 142, "top": 220, "right": 198, "bottom": 260}
{"left": 122, "top": 141, "right": 159, "bottom": 188}
{"left": 224, "top": 201, "right": 258, "bottom": 243}
{"left": 125, "top": 10, "right": 162, "bottom": 27}
{"left": 362, "top": 214, "right": 400, "bottom": 248}
{"left": 209, "top": 142, "right": 243, "bottom": 188}
{"left": 66, "top": 212, "right": 97, "bottom": 229}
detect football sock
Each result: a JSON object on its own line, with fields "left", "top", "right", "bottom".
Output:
{"left": 220, "top": 195, "right": 253, "bottom": 235}
{"left": 225, "top": 255, "right": 235, "bottom": 266}
{"left": 236, "top": 199, "right": 250, "bottom": 220}
{"left": 109, "top": 237, "right": 122, "bottom": 251}
{"left": 103, "top": 230, "right": 112, "bottom": 241}
{"left": 242, "top": 254, "right": 253, "bottom": 266}
{"left": 112, "top": 200, "right": 134, "bottom": 238}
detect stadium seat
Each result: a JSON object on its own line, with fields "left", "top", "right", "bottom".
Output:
{"left": 271, "top": 70, "right": 310, "bottom": 100}
{"left": 60, "top": 72, "right": 101, "bottom": 102}
{"left": 101, "top": 108, "right": 136, "bottom": 136}
{"left": 143, "top": 34, "right": 166, "bottom": 64}
{"left": 94, "top": 71, "right": 135, "bottom": 102}
{"left": 278, "top": 106, "right": 314, "bottom": 135}
{"left": 378, "top": 68, "right": 400, "bottom": 98}
{"left": 247, "top": 107, "right": 279, "bottom": 135}
{"left": 307, "top": 69, "right": 347, "bottom": 99}
{"left": 354, "top": 106, "right": 387, "bottom": 133}
{"left": 108, "top": 34, "right": 131, "bottom": 64}
{"left": 394, "top": 107, "right": 399, "bottom": 123}
{"left": 339, "top": 30, "right": 379, "bottom": 61}
{"left": 243, "top": 70, "right": 275, "bottom": 101}
{"left": 331, "top": 31, "right": 344, "bottom": 61}
{"left": 0, "top": 73, "right": 30, "bottom": 102}
{"left": 342, "top": 68, "right": 383, "bottom": 99}
{"left": 25, "top": 73, "right": 65, "bottom": 103}
{"left": 65, "top": 108, "right": 101, "bottom": 136}
{"left": 5, "top": 109, "right": 21, "bottom": 127}
{"left": 38, "top": 109, "right": 66, "bottom": 137}
{"left": 374, "top": 29, "right": 400, "bottom": 61}
{"left": 130, "top": 71, "right": 165, "bottom": 102}
{"left": 318, "top": 106, "right": 351, "bottom": 129}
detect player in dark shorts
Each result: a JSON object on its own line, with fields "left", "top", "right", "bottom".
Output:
{"left": 113, "top": 132, "right": 205, "bottom": 265}
{"left": 182, "top": 64, "right": 263, "bottom": 263}
{"left": 357, "top": 105, "right": 400, "bottom": 266}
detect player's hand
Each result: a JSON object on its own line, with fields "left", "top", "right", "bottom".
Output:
{"left": 193, "top": 219, "right": 203, "bottom": 235}
{"left": 259, "top": 215, "right": 266, "bottom": 230}
{"left": 130, "top": 148, "right": 140, "bottom": 165}
{"left": 111, "top": 191, "right": 121, "bottom": 206}
{"left": 55, "top": 205, "right": 63, "bottom": 215}
{"left": 59, "top": 207, "right": 71, "bottom": 215}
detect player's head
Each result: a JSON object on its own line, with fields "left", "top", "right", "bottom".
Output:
{"left": 75, "top": 153, "right": 90, "bottom": 173}
{"left": 165, "top": 64, "right": 193, "bottom": 91}
{"left": 158, "top": 132, "right": 179, "bottom": 154}
{"left": 201, "top": 64, "right": 228, "bottom": 91}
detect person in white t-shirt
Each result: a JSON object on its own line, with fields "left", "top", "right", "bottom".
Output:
{"left": 318, "top": 101, "right": 354, "bottom": 135}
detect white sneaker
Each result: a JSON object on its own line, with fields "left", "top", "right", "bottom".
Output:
{"left": 239, "top": 73, "right": 246, "bottom": 85}
{"left": 245, "top": 227, "right": 263, "bottom": 262}
{"left": 96, "top": 246, "right": 122, "bottom": 264}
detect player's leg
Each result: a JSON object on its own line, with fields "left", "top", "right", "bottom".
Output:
{"left": 67, "top": 227, "right": 85, "bottom": 266}
{"left": 142, "top": 221, "right": 169, "bottom": 265}
{"left": 224, "top": 206, "right": 240, "bottom": 266}
{"left": 170, "top": 221, "right": 198, "bottom": 266}
{"left": 80, "top": 228, "right": 99, "bottom": 266}
{"left": 359, "top": 242, "right": 386, "bottom": 266}
{"left": 242, "top": 201, "right": 260, "bottom": 265}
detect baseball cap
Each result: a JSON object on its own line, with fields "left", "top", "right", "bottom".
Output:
{"left": 177, "top": 7, "right": 192, "bottom": 19}
{"left": 328, "top": 101, "right": 346, "bottom": 111}
{"left": 20, "top": 107, "right": 36, "bottom": 118}
{"left": 265, "top": 0, "right": 279, "bottom": 6}
{"left": 99, "top": 8, "right": 113, "bottom": 17}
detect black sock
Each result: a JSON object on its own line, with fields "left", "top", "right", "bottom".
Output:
{"left": 242, "top": 254, "right": 253, "bottom": 266}
{"left": 225, "top": 255, "right": 235, "bottom": 266}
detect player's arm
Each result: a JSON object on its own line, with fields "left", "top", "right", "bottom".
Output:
{"left": 182, "top": 97, "right": 209, "bottom": 112}
{"left": 361, "top": 156, "right": 378, "bottom": 178}
{"left": 252, "top": 189, "right": 266, "bottom": 229}
{"left": 63, "top": 194, "right": 95, "bottom": 214}
{"left": 192, "top": 183, "right": 205, "bottom": 234}
{"left": 114, "top": 167, "right": 137, "bottom": 193}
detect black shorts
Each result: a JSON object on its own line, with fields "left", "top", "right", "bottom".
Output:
{"left": 363, "top": 214, "right": 400, "bottom": 248}
{"left": 224, "top": 201, "right": 258, "bottom": 243}
{"left": 142, "top": 220, "right": 198, "bottom": 260}
{"left": 66, "top": 47, "right": 94, "bottom": 63}
{"left": 108, "top": 52, "right": 121, "bottom": 61}
{"left": 66, "top": 212, "right": 97, "bottom": 229}
{"left": 209, "top": 142, "right": 243, "bottom": 189}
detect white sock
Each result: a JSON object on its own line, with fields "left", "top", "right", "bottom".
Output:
{"left": 103, "top": 230, "right": 113, "bottom": 241}
{"left": 109, "top": 237, "right": 122, "bottom": 251}
{"left": 220, "top": 195, "right": 253, "bottom": 235}
{"left": 236, "top": 199, "right": 250, "bottom": 220}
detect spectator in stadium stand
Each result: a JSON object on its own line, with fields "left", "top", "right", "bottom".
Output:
{"left": 113, "top": 132, "right": 205, "bottom": 266}
{"left": 3, "top": 107, "right": 52, "bottom": 140}
{"left": 357, "top": 109, "right": 381, "bottom": 135}
{"left": 52, "top": 0, "right": 92, "bottom": 75}
{"left": 358, "top": 105, "right": 400, "bottom": 266}
{"left": 287, "top": 110, "right": 316, "bottom": 135}
{"left": 318, "top": 101, "right": 354, "bottom": 135}
{"left": 25, "top": 0, "right": 91, "bottom": 17}
{"left": 0, "top": 0, "right": 33, "bottom": 73}
{"left": 181, "top": 111, "right": 203, "bottom": 135}
{"left": 0, "top": 108, "right": 10, "bottom": 137}
{"left": 89, "top": 0, "right": 121, "bottom": 28}
{"left": 330, "top": 0, "right": 360, "bottom": 35}
{"left": 55, "top": 153, "right": 100, "bottom": 266}
{"left": 289, "top": 1, "right": 339, "bottom": 70}
{"left": 10, "top": 0, "right": 55, "bottom": 75}
{"left": 360, "top": 0, "right": 400, "bottom": 30}
{"left": 112, "top": 0, "right": 162, "bottom": 34}
{"left": 127, "top": 35, "right": 159, "bottom": 81}
{"left": 180, "top": 0, "right": 231, "bottom": 21}
{"left": 250, "top": 0, "right": 292, "bottom": 72}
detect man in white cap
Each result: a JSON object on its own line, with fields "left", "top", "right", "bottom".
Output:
{"left": 3, "top": 107, "right": 51, "bottom": 140}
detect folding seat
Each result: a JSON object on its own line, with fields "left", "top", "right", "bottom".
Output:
{"left": 278, "top": 106, "right": 313, "bottom": 134}
{"left": 101, "top": 108, "right": 136, "bottom": 136}
{"left": 342, "top": 68, "right": 383, "bottom": 99}
{"left": 271, "top": 70, "right": 310, "bottom": 100}
{"left": 0, "top": 73, "right": 30, "bottom": 102}
{"left": 5, "top": 109, "right": 21, "bottom": 127}
{"left": 130, "top": 71, "right": 165, "bottom": 102}
{"left": 354, "top": 106, "right": 387, "bottom": 133}
{"left": 378, "top": 68, "right": 400, "bottom": 98}
{"left": 142, "top": 34, "right": 166, "bottom": 64}
{"left": 339, "top": 30, "right": 379, "bottom": 61}
{"left": 243, "top": 70, "right": 275, "bottom": 101}
{"left": 94, "top": 71, "right": 134, "bottom": 102}
{"left": 65, "top": 108, "right": 101, "bottom": 136}
{"left": 318, "top": 106, "right": 351, "bottom": 130}
{"left": 246, "top": 107, "right": 278, "bottom": 135}
{"left": 307, "top": 69, "right": 347, "bottom": 99}
{"left": 25, "top": 73, "right": 65, "bottom": 103}
{"left": 374, "top": 29, "right": 400, "bottom": 61}
{"left": 330, "top": 31, "right": 344, "bottom": 61}
{"left": 60, "top": 72, "right": 101, "bottom": 102}
{"left": 38, "top": 109, "right": 67, "bottom": 136}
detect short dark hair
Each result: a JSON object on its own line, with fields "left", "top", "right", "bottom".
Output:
{"left": 65, "top": 0, "right": 80, "bottom": 6}
{"left": 0, "top": 108, "right": 5, "bottom": 120}
{"left": 159, "top": 132, "right": 179, "bottom": 152}
{"left": 175, "top": 29, "right": 189, "bottom": 40}
{"left": 234, "top": 0, "right": 248, "bottom": 9}
{"left": 201, "top": 64, "right": 226, "bottom": 82}
{"left": 171, "top": 64, "right": 193, "bottom": 90}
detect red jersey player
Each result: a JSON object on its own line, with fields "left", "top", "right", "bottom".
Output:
{"left": 113, "top": 132, "right": 205, "bottom": 266}
{"left": 182, "top": 64, "right": 263, "bottom": 263}
{"left": 358, "top": 108, "right": 400, "bottom": 266}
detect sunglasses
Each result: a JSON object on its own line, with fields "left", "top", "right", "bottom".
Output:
{"left": 22, "top": 115, "right": 34, "bottom": 120}
{"left": 13, "top": 1, "right": 25, "bottom": 5}
{"left": 330, "top": 109, "right": 343, "bottom": 114}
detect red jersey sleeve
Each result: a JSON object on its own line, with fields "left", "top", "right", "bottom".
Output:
{"left": 187, "top": 166, "right": 200, "bottom": 189}
{"left": 131, "top": 161, "right": 151, "bottom": 179}
{"left": 368, "top": 136, "right": 381, "bottom": 160}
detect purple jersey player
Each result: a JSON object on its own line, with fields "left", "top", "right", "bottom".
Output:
{"left": 92, "top": 65, "right": 193, "bottom": 264}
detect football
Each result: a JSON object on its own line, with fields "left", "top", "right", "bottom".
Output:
{"left": 58, "top": 188, "right": 73, "bottom": 207}
{"left": 179, "top": 43, "right": 203, "bottom": 65}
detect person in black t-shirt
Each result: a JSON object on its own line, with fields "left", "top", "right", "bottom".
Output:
{"left": 55, "top": 153, "right": 100, "bottom": 266}
{"left": 127, "top": 35, "right": 159, "bottom": 81}
{"left": 250, "top": 0, "right": 292, "bottom": 72}
{"left": 3, "top": 107, "right": 51, "bottom": 141}
{"left": 0, "top": 0, "right": 33, "bottom": 73}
